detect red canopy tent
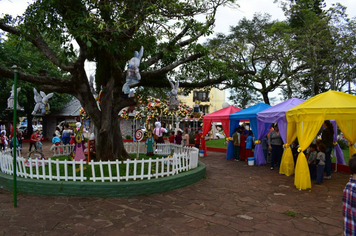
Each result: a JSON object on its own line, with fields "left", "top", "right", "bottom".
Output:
{"left": 201, "top": 106, "right": 243, "bottom": 156}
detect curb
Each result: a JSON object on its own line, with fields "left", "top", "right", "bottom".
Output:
{"left": 0, "top": 161, "right": 206, "bottom": 198}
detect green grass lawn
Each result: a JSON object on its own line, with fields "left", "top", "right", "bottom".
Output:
{"left": 205, "top": 138, "right": 227, "bottom": 148}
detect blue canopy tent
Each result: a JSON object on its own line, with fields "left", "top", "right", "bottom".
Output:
{"left": 228, "top": 103, "right": 271, "bottom": 163}
{"left": 256, "top": 98, "right": 305, "bottom": 169}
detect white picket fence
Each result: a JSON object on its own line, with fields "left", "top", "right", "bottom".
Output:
{"left": 0, "top": 143, "right": 199, "bottom": 182}
{"left": 51, "top": 144, "right": 75, "bottom": 157}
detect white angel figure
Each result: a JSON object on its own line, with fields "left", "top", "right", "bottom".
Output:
{"left": 31, "top": 88, "right": 54, "bottom": 115}
{"left": 7, "top": 84, "right": 23, "bottom": 110}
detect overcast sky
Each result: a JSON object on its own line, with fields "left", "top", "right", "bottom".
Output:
{"left": 2, "top": 0, "right": 355, "bottom": 33}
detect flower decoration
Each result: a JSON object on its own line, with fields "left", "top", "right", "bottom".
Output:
{"left": 79, "top": 107, "right": 89, "bottom": 119}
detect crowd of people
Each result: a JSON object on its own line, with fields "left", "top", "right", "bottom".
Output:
{"left": 0, "top": 123, "right": 25, "bottom": 152}
{"left": 232, "top": 125, "right": 255, "bottom": 162}
{"left": 231, "top": 120, "right": 337, "bottom": 185}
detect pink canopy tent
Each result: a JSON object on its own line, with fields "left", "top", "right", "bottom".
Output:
{"left": 201, "top": 106, "right": 243, "bottom": 156}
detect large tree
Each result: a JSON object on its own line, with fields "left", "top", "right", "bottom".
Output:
{"left": 0, "top": 0, "right": 236, "bottom": 160}
{"left": 200, "top": 13, "right": 302, "bottom": 105}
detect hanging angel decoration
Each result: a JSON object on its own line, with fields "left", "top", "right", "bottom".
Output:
{"left": 168, "top": 80, "right": 179, "bottom": 111}
{"left": 7, "top": 84, "right": 24, "bottom": 110}
{"left": 31, "top": 88, "right": 54, "bottom": 116}
{"left": 122, "top": 46, "right": 144, "bottom": 97}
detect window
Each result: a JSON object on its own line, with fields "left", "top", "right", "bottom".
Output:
{"left": 200, "top": 105, "right": 209, "bottom": 114}
{"left": 193, "top": 91, "right": 209, "bottom": 102}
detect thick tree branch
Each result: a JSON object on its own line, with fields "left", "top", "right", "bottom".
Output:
{"left": 0, "top": 22, "right": 75, "bottom": 71}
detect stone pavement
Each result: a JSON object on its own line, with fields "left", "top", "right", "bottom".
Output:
{"left": 0, "top": 141, "right": 349, "bottom": 235}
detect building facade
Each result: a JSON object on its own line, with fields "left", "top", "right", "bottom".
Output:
{"left": 179, "top": 88, "right": 226, "bottom": 115}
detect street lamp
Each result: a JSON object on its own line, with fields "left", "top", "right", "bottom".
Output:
{"left": 11, "top": 65, "right": 19, "bottom": 207}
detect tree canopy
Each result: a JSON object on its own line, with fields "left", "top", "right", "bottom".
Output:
{"left": 0, "top": 0, "right": 237, "bottom": 160}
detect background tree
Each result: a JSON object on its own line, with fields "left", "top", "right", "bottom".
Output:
{"left": 198, "top": 13, "right": 302, "bottom": 105}
{"left": 0, "top": 34, "right": 72, "bottom": 137}
{"left": 0, "top": 0, "right": 237, "bottom": 161}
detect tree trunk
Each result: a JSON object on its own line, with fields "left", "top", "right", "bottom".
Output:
{"left": 262, "top": 92, "right": 270, "bottom": 105}
{"left": 95, "top": 113, "right": 131, "bottom": 161}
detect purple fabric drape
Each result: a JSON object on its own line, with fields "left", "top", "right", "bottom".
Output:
{"left": 331, "top": 120, "right": 345, "bottom": 165}
{"left": 255, "top": 119, "right": 272, "bottom": 165}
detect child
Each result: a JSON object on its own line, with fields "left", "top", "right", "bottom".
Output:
{"left": 169, "top": 131, "right": 175, "bottom": 144}
{"left": 37, "top": 131, "right": 43, "bottom": 151}
{"left": 343, "top": 153, "right": 356, "bottom": 235}
{"left": 29, "top": 130, "right": 38, "bottom": 152}
{"left": 175, "top": 131, "right": 182, "bottom": 145}
{"left": 316, "top": 143, "right": 326, "bottom": 184}
{"left": 245, "top": 130, "right": 254, "bottom": 161}
{"left": 50, "top": 133, "right": 63, "bottom": 153}
{"left": 307, "top": 144, "right": 317, "bottom": 180}
{"left": 183, "top": 130, "right": 189, "bottom": 147}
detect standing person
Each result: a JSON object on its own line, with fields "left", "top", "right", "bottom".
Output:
{"left": 169, "top": 131, "right": 175, "bottom": 143}
{"left": 261, "top": 135, "right": 268, "bottom": 163}
{"left": 61, "top": 124, "right": 72, "bottom": 145}
{"left": 29, "top": 130, "right": 38, "bottom": 152}
{"left": 307, "top": 144, "right": 318, "bottom": 180}
{"left": 194, "top": 131, "right": 201, "bottom": 149}
{"left": 9, "top": 123, "right": 20, "bottom": 149}
{"left": 184, "top": 130, "right": 189, "bottom": 147}
{"left": 316, "top": 143, "right": 326, "bottom": 184}
{"left": 17, "top": 131, "right": 23, "bottom": 150}
{"left": 268, "top": 124, "right": 283, "bottom": 170}
{"left": 232, "top": 128, "right": 241, "bottom": 161}
{"left": 245, "top": 130, "right": 254, "bottom": 161}
{"left": 37, "top": 130, "right": 43, "bottom": 151}
{"left": 240, "top": 127, "right": 246, "bottom": 161}
{"left": 175, "top": 131, "right": 182, "bottom": 145}
{"left": 321, "top": 120, "right": 334, "bottom": 180}
{"left": 0, "top": 132, "right": 5, "bottom": 151}
{"left": 343, "top": 154, "right": 356, "bottom": 236}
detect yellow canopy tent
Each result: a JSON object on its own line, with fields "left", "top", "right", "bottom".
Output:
{"left": 286, "top": 90, "right": 356, "bottom": 190}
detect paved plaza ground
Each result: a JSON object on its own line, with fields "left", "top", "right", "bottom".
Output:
{"left": 0, "top": 140, "right": 348, "bottom": 235}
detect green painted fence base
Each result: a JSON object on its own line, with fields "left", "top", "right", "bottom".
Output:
{"left": 0, "top": 161, "right": 206, "bottom": 198}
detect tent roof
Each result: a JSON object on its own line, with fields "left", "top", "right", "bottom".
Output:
{"left": 257, "top": 98, "right": 305, "bottom": 123}
{"left": 203, "top": 106, "right": 242, "bottom": 122}
{"left": 230, "top": 103, "right": 271, "bottom": 120}
{"left": 287, "top": 90, "right": 356, "bottom": 122}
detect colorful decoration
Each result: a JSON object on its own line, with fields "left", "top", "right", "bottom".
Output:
{"left": 193, "top": 100, "right": 201, "bottom": 118}
{"left": 122, "top": 46, "right": 144, "bottom": 97}
{"left": 25, "top": 150, "right": 47, "bottom": 167}
{"left": 7, "top": 84, "right": 23, "bottom": 110}
{"left": 79, "top": 108, "right": 90, "bottom": 120}
{"left": 32, "top": 88, "right": 54, "bottom": 116}
{"left": 72, "top": 122, "right": 86, "bottom": 162}
{"left": 145, "top": 130, "right": 155, "bottom": 156}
